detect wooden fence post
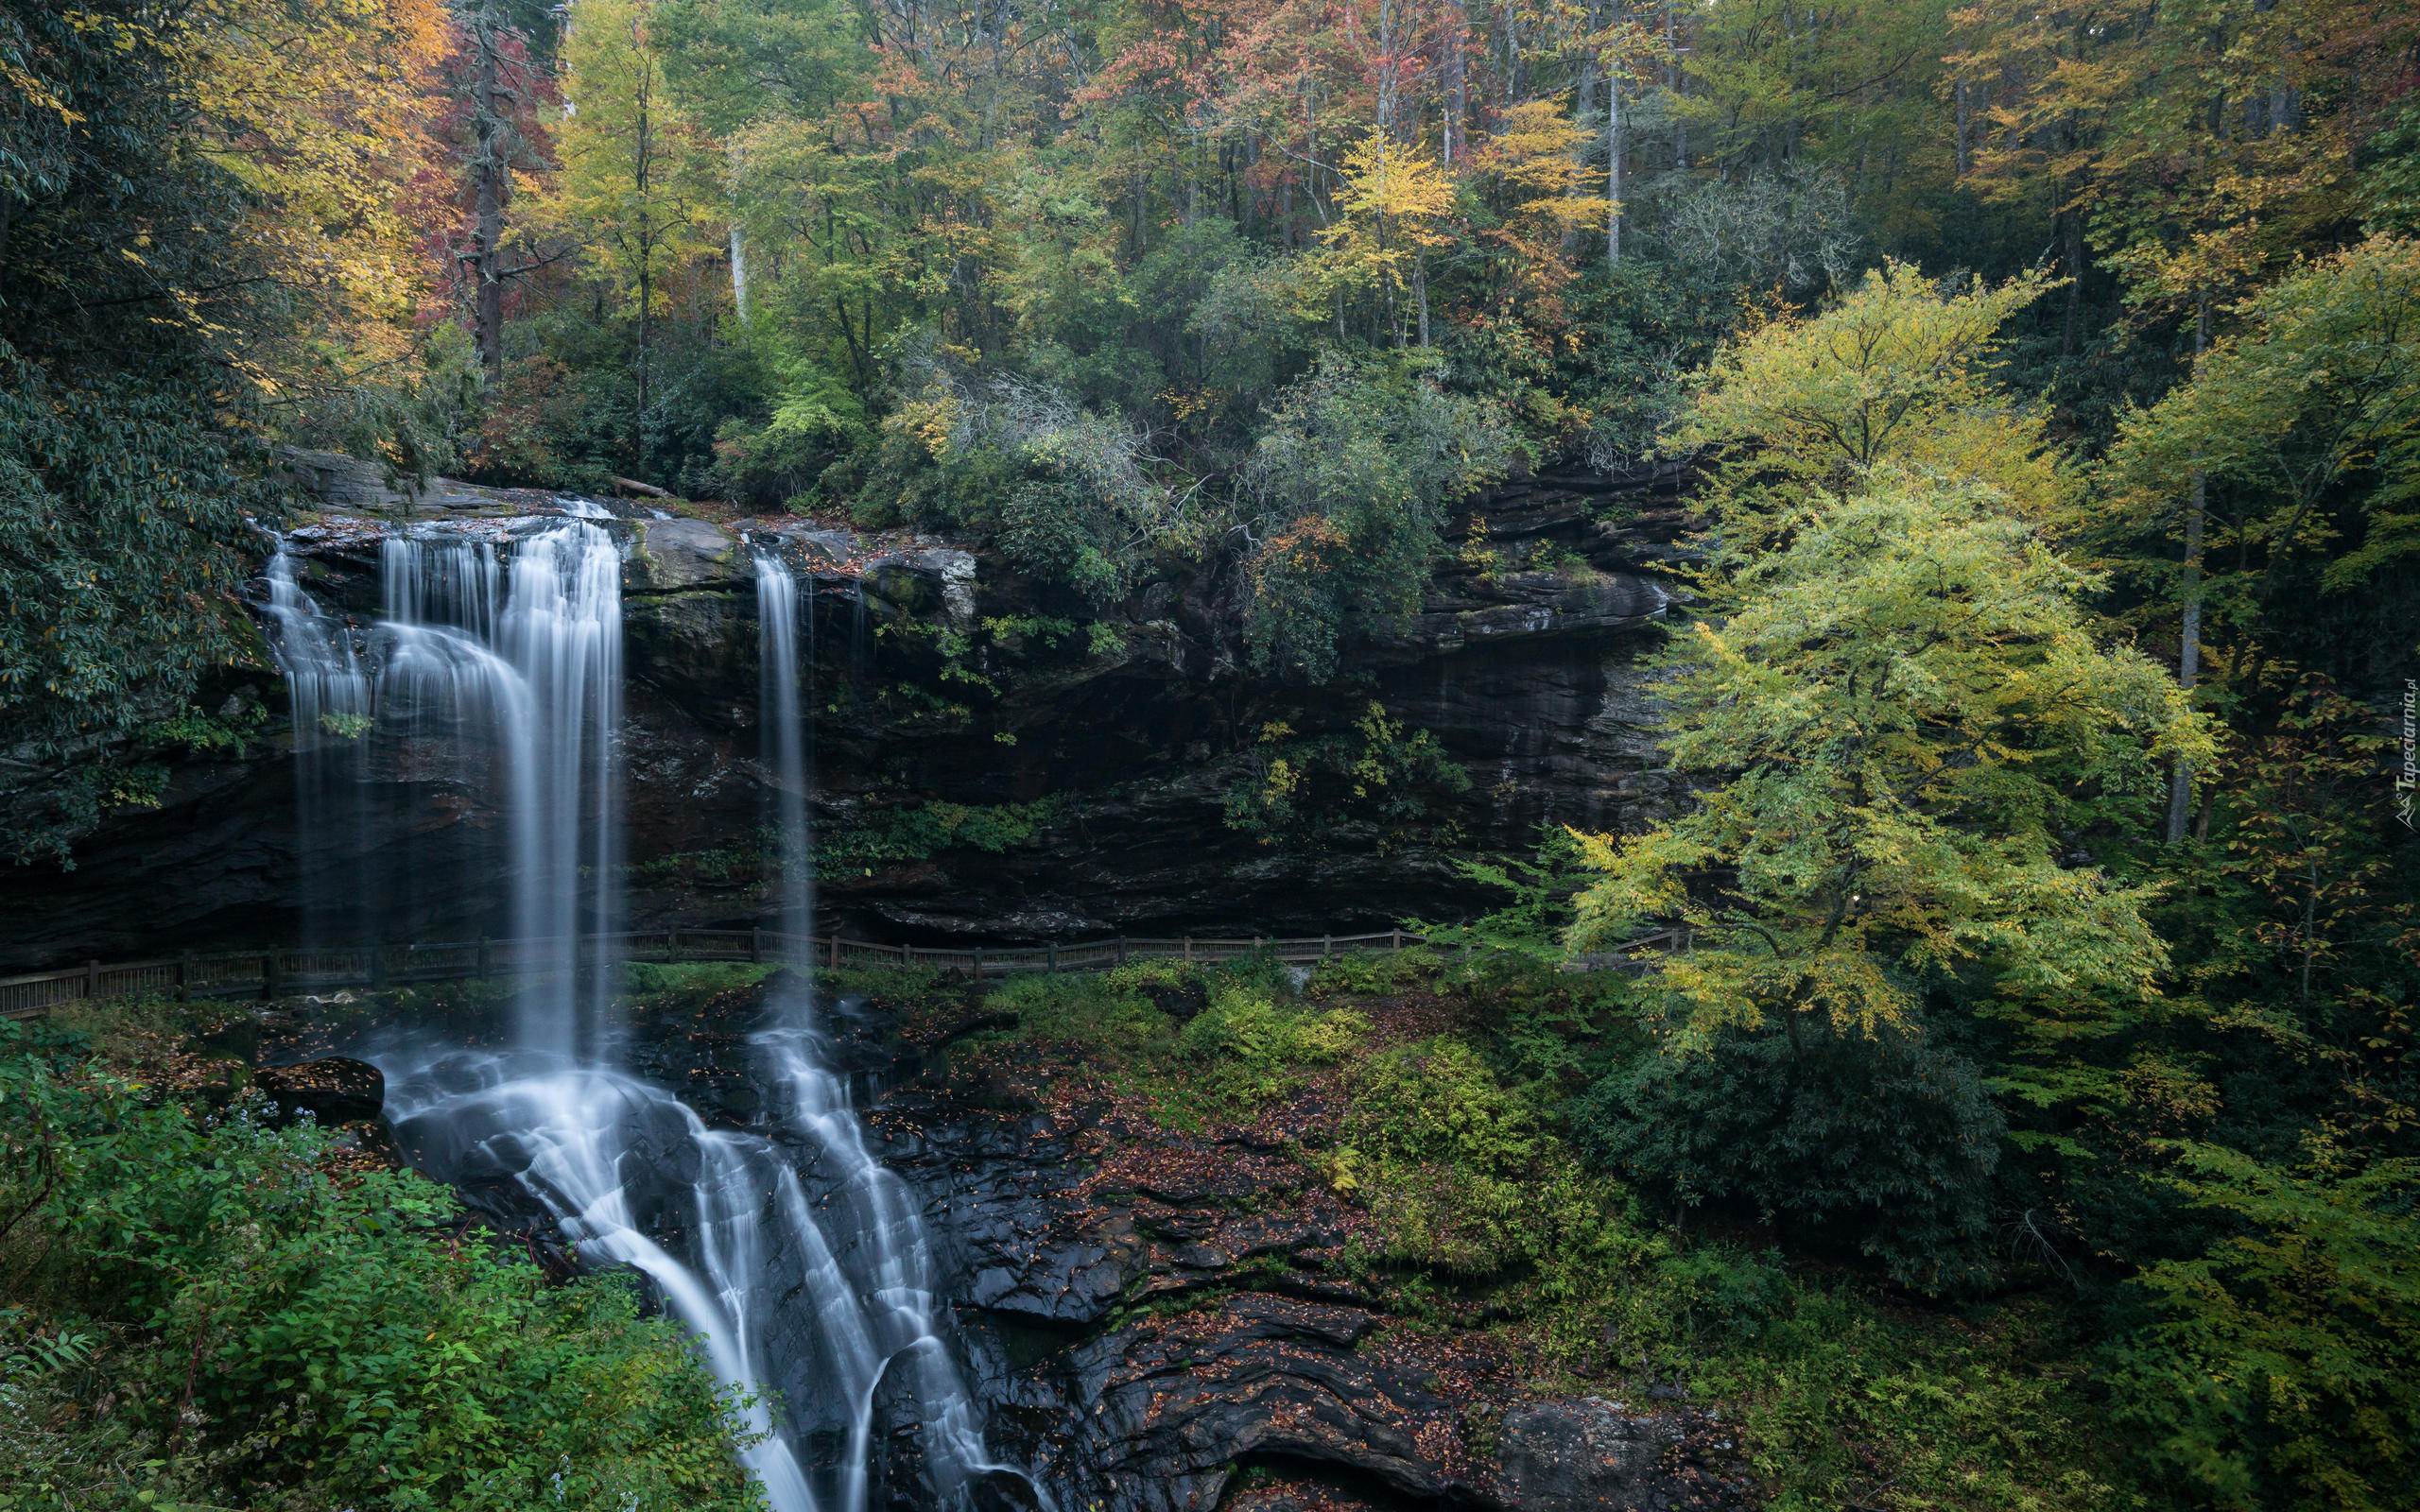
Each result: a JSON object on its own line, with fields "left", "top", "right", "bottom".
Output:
{"left": 750, "top": 926, "right": 762, "bottom": 964}
{"left": 369, "top": 942, "right": 389, "bottom": 991}
{"left": 1048, "top": 941, "right": 1060, "bottom": 973}
{"left": 1117, "top": 936, "right": 1128, "bottom": 966}
{"left": 83, "top": 960, "right": 99, "bottom": 1001}
{"left": 668, "top": 925, "right": 681, "bottom": 963}
{"left": 477, "top": 936, "right": 491, "bottom": 980}
{"left": 1391, "top": 928, "right": 1401, "bottom": 952}
{"left": 904, "top": 942, "right": 915, "bottom": 967}
{"left": 1322, "top": 933, "right": 1333, "bottom": 958}
{"left": 831, "top": 936, "right": 840, "bottom": 971}
{"left": 262, "top": 946, "right": 281, "bottom": 1002}
{"left": 178, "top": 952, "right": 195, "bottom": 1004}
{"left": 973, "top": 947, "right": 985, "bottom": 980}
{"left": 1184, "top": 936, "right": 1193, "bottom": 962}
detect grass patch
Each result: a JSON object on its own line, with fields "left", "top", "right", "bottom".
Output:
{"left": 963, "top": 959, "right": 1364, "bottom": 1128}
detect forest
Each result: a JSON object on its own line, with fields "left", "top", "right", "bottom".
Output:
{"left": 2, "top": 0, "right": 2417, "bottom": 1508}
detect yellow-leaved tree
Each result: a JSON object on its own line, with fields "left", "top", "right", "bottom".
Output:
{"left": 1570, "top": 269, "right": 2210, "bottom": 1060}
{"left": 1316, "top": 129, "right": 1461, "bottom": 349}
{"left": 1671, "top": 260, "right": 2074, "bottom": 542}
{"left": 1463, "top": 99, "right": 1612, "bottom": 317}
{"left": 554, "top": 0, "right": 717, "bottom": 470}
{"left": 178, "top": 0, "right": 450, "bottom": 398}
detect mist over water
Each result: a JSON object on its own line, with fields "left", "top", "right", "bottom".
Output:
{"left": 261, "top": 525, "right": 1029, "bottom": 1512}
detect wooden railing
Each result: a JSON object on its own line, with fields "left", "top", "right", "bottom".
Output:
{"left": 0, "top": 925, "right": 1690, "bottom": 1021}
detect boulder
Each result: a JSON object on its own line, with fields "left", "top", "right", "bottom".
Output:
{"left": 254, "top": 1056, "right": 385, "bottom": 1125}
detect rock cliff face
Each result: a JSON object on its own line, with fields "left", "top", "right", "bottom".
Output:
{"left": 260, "top": 978, "right": 1754, "bottom": 1512}
{"left": 0, "top": 459, "right": 1693, "bottom": 971}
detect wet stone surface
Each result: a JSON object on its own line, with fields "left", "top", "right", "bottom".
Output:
{"left": 247, "top": 982, "right": 1757, "bottom": 1512}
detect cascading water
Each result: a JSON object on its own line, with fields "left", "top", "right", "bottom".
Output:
{"left": 268, "top": 522, "right": 1030, "bottom": 1512}
{"left": 496, "top": 524, "right": 624, "bottom": 1054}
{"left": 750, "top": 552, "right": 1037, "bottom": 1511}
{"left": 261, "top": 542, "right": 373, "bottom": 951}
{"left": 757, "top": 554, "right": 810, "bottom": 941}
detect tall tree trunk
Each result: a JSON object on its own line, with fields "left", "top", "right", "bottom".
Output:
{"left": 1569, "top": 27, "right": 1599, "bottom": 256}
{"left": 1608, "top": 65, "right": 1623, "bottom": 265}
{"left": 1954, "top": 78, "right": 1971, "bottom": 176}
{"left": 472, "top": 3, "right": 507, "bottom": 385}
{"left": 1416, "top": 254, "right": 1430, "bottom": 347}
{"left": 1444, "top": 0, "right": 1467, "bottom": 162}
{"left": 729, "top": 141, "right": 750, "bottom": 324}
{"left": 2166, "top": 293, "right": 2213, "bottom": 844}
{"left": 637, "top": 257, "right": 650, "bottom": 471}
{"left": 1666, "top": 0, "right": 1684, "bottom": 170}
{"left": 2061, "top": 195, "right": 2084, "bottom": 356}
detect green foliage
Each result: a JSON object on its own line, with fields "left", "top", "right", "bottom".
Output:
{"left": 1222, "top": 701, "right": 1471, "bottom": 850}
{"left": 1550, "top": 261, "right": 1741, "bottom": 467}
{"left": 0, "top": 1025, "right": 765, "bottom": 1512}
{"left": 1333, "top": 1037, "right": 1634, "bottom": 1277}
{"left": 1304, "top": 947, "right": 1445, "bottom": 1002}
{"left": 0, "top": 346, "right": 277, "bottom": 867}
{"left": 816, "top": 798, "right": 1059, "bottom": 880}
{"left": 1572, "top": 1022, "right": 2008, "bottom": 1294}
{"left": 2103, "top": 1145, "right": 2420, "bottom": 1512}
{"left": 2102, "top": 235, "right": 2420, "bottom": 661}
{"left": 1569, "top": 468, "right": 2204, "bottom": 1052}
{"left": 976, "top": 965, "right": 1362, "bottom": 1124}
{"left": 1237, "top": 355, "right": 1521, "bottom": 682}
{"left": 1177, "top": 986, "right": 1366, "bottom": 1108}
{"left": 1697, "top": 1289, "right": 2122, "bottom": 1512}
{"left": 851, "top": 355, "right": 1184, "bottom": 603}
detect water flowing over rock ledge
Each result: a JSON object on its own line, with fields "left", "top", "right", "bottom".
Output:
{"left": 0, "top": 458, "right": 1693, "bottom": 974}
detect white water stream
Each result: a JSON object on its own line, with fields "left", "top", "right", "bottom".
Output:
{"left": 261, "top": 525, "right": 1027, "bottom": 1512}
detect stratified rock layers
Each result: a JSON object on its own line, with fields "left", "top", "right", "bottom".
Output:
{"left": 0, "top": 462, "right": 1692, "bottom": 969}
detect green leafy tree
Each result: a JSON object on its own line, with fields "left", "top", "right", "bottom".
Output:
{"left": 1566, "top": 467, "right": 2206, "bottom": 1053}
{"left": 2105, "top": 1144, "right": 2420, "bottom": 1512}
{"left": 554, "top": 0, "right": 717, "bottom": 472}
{"left": 1237, "top": 355, "right": 1519, "bottom": 681}
{"left": 2103, "top": 235, "right": 2420, "bottom": 713}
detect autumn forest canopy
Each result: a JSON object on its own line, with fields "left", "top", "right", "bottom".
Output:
{"left": 3, "top": 0, "right": 2420, "bottom": 1506}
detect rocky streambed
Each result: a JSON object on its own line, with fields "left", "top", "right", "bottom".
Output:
{"left": 237, "top": 971, "right": 1755, "bottom": 1512}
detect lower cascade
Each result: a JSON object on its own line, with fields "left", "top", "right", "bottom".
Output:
{"left": 263, "top": 525, "right": 1034, "bottom": 1512}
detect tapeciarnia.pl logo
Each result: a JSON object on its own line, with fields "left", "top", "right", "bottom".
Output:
{"left": 2399, "top": 679, "right": 2417, "bottom": 830}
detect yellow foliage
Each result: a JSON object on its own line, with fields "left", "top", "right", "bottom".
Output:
{"left": 1468, "top": 100, "right": 1612, "bottom": 232}
{"left": 1673, "top": 261, "right": 2073, "bottom": 535}
{"left": 168, "top": 0, "right": 449, "bottom": 387}
{"left": 1316, "top": 129, "right": 1460, "bottom": 297}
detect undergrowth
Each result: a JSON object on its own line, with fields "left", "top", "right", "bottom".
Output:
{"left": 975, "top": 952, "right": 2137, "bottom": 1512}
{"left": 0, "top": 1015, "right": 766, "bottom": 1512}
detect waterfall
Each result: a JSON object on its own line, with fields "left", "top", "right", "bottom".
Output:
{"left": 751, "top": 551, "right": 1031, "bottom": 1511}
{"left": 261, "top": 542, "right": 373, "bottom": 950}
{"left": 497, "top": 524, "right": 623, "bottom": 1055}
{"left": 270, "top": 525, "right": 1029, "bottom": 1512}
{"left": 757, "top": 555, "right": 811, "bottom": 942}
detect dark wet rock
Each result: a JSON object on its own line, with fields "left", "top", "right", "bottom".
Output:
{"left": 858, "top": 1009, "right": 1753, "bottom": 1512}
{"left": 0, "top": 456, "right": 1694, "bottom": 970}
{"left": 1495, "top": 1398, "right": 1685, "bottom": 1511}
{"left": 253, "top": 1056, "right": 385, "bottom": 1125}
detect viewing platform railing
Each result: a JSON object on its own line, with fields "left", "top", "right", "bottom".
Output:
{"left": 0, "top": 926, "right": 1690, "bottom": 1020}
